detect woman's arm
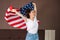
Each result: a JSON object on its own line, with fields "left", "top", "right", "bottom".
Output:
{"left": 16, "top": 11, "right": 27, "bottom": 22}
{"left": 32, "top": 3, "right": 37, "bottom": 16}
{"left": 11, "top": 9, "right": 27, "bottom": 22}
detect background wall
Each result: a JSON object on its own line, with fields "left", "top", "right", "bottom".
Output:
{"left": 0, "top": 0, "right": 60, "bottom": 40}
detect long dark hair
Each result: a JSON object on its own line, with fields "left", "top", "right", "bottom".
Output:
{"left": 25, "top": 9, "right": 32, "bottom": 18}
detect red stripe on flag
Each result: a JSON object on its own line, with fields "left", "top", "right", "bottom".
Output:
{"left": 17, "top": 23, "right": 26, "bottom": 28}
{"left": 7, "top": 16, "right": 20, "bottom": 22}
{"left": 5, "top": 15, "right": 16, "bottom": 18}
{"left": 10, "top": 20, "right": 24, "bottom": 26}
{"left": 6, "top": 11, "right": 16, "bottom": 14}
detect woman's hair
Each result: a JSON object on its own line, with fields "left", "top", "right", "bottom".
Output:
{"left": 25, "top": 9, "right": 32, "bottom": 18}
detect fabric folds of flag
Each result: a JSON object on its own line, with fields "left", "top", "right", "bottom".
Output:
{"left": 20, "top": 2, "right": 34, "bottom": 16}
{"left": 4, "top": 7, "right": 27, "bottom": 29}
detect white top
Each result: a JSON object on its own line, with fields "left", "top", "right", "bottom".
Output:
{"left": 26, "top": 16, "right": 38, "bottom": 34}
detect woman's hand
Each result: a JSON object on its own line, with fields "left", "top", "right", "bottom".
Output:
{"left": 11, "top": 9, "right": 17, "bottom": 12}
{"left": 32, "top": 3, "right": 36, "bottom": 7}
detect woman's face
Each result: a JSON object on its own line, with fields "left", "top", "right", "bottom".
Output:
{"left": 29, "top": 10, "right": 35, "bottom": 18}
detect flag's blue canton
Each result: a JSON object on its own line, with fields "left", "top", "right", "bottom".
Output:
{"left": 20, "top": 2, "right": 34, "bottom": 15}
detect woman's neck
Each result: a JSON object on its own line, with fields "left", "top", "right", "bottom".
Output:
{"left": 30, "top": 17, "right": 34, "bottom": 21}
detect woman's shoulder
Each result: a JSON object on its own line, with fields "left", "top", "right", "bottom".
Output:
{"left": 26, "top": 18, "right": 34, "bottom": 24}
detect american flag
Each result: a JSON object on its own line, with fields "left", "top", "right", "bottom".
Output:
{"left": 4, "top": 7, "right": 27, "bottom": 29}
{"left": 4, "top": 6, "right": 40, "bottom": 29}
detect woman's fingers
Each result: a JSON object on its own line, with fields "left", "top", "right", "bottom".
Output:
{"left": 32, "top": 3, "right": 36, "bottom": 6}
{"left": 11, "top": 9, "right": 17, "bottom": 12}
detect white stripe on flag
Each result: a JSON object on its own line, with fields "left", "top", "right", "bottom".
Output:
{"left": 6, "top": 16, "right": 20, "bottom": 20}
{"left": 13, "top": 22, "right": 25, "bottom": 27}
{"left": 20, "top": 26, "right": 26, "bottom": 29}
{"left": 6, "top": 12, "right": 16, "bottom": 15}
{"left": 8, "top": 19, "right": 23, "bottom": 24}
{"left": 4, "top": 17, "right": 8, "bottom": 20}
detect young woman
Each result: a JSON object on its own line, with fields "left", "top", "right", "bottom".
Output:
{"left": 25, "top": 3, "right": 39, "bottom": 40}
{"left": 11, "top": 2, "right": 39, "bottom": 40}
